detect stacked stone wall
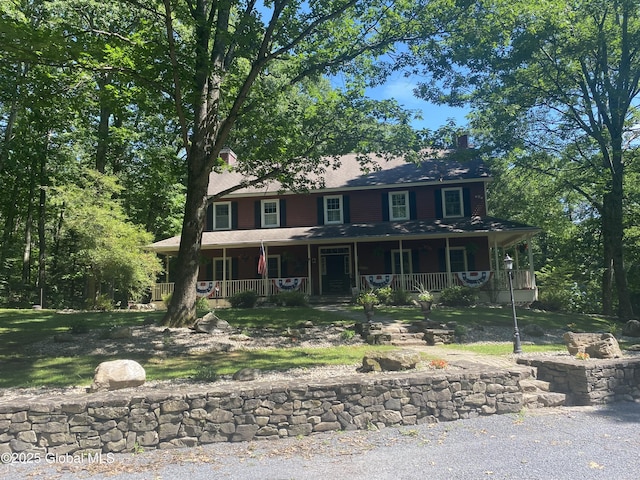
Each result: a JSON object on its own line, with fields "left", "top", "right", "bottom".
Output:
{"left": 518, "top": 357, "right": 640, "bottom": 405}
{"left": 1, "top": 369, "right": 526, "bottom": 458}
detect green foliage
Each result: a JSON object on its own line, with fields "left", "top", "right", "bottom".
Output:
{"left": 340, "top": 329, "right": 356, "bottom": 341}
{"left": 269, "top": 291, "right": 308, "bottom": 307}
{"left": 391, "top": 289, "right": 413, "bottom": 306}
{"left": 193, "top": 364, "right": 218, "bottom": 382}
{"left": 535, "top": 265, "right": 583, "bottom": 312}
{"left": 229, "top": 290, "right": 259, "bottom": 309}
{"left": 374, "top": 286, "right": 393, "bottom": 305}
{"left": 439, "top": 286, "right": 478, "bottom": 307}
{"left": 88, "top": 294, "right": 114, "bottom": 312}
{"left": 356, "top": 290, "right": 378, "bottom": 306}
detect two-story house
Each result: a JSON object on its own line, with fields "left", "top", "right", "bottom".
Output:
{"left": 150, "top": 144, "right": 539, "bottom": 304}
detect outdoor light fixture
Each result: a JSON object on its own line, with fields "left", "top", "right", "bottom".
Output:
{"left": 504, "top": 254, "right": 523, "bottom": 354}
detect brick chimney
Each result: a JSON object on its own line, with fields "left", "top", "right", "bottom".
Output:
{"left": 457, "top": 134, "right": 469, "bottom": 149}
{"left": 220, "top": 147, "right": 237, "bottom": 165}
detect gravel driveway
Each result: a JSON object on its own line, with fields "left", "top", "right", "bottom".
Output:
{"left": 4, "top": 402, "right": 640, "bottom": 480}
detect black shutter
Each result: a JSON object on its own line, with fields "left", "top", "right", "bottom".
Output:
{"left": 409, "top": 191, "right": 417, "bottom": 220}
{"left": 434, "top": 189, "right": 443, "bottom": 218}
{"left": 381, "top": 193, "right": 389, "bottom": 221}
{"left": 384, "top": 251, "right": 392, "bottom": 274}
{"left": 280, "top": 199, "right": 287, "bottom": 227}
{"left": 205, "top": 259, "right": 213, "bottom": 280}
{"left": 317, "top": 197, "right": 324, "bottom": 224}
{"left": 206, "top": 204, "right": 213, "bottom": 231}
{"left": 231, "top": 202, "right": 238, "bottom": 229}
{"left": 411, "top": 250, "right": 419, "bottom": 274}
{"left": 232, "top": 258, "right": 239, "bottom": 280}
{"left": 255, "top": 201, "right": 261, "bottom": 228}
{"left": 467, "top": 251, "right": 476, "bottom": 271}
{"left": 343, "top": 195, "right": 350, "bottom": 223}
{"left": 281, "top": 257, "right": 288, "bottom": 277}
{"left": 438, "top": 248, "right": 446, "bottom": 272}
{"left": 463, "top": 188, "right": 471, "bottom": 217}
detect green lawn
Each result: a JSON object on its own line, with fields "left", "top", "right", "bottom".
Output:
{"left": 0, "top": 305, "right": 622, "bottom": 389}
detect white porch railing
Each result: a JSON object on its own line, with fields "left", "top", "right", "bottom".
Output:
{"left": 152, "top": 270, "right": 535, "bottom": 302}
{"left": 357, "top": 270, "right": 536, "bottom": 293}
{"left": 151, "top": 278, "right": 312, "bottom": 302}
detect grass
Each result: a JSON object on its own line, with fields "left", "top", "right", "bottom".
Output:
{"left": 0, "top": 304, "right": 625, "bottom": 389}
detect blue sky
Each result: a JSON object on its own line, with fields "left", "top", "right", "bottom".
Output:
{"left": 366, "top": 73, "right": 469, "bottom": 131}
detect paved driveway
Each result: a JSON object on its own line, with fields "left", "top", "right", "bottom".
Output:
{"left": 4, "top": 402, "right": 640, "bottom": 480}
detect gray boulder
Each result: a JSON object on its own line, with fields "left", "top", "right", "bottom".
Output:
{"left": 192, "top": 312, "right": 232, "bottom": 334}
{"left": 622, "top": 320, "right": 640, "bottom": 337}
{"left": 232, "top": 368, "right": 260, "bottom": 381}
{"left": 91, "top": 359, "right": 146, "bottom": 392}
{"left": 563, "top": 332, "right": 623, "bottom": 359}
{"left": 361, "top": 351, "right": 421, "bottom": 372}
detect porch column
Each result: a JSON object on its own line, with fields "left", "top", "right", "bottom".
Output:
{"left": 445, "top": 237, "right": 452, "bottom": 288}
{"left": 165, "top": 255, "right": 170, "bottom": 283}
{"left": 222, "top": 247, "right": 227, "bottom": 297}
{"left": 527, "top": 235, "right": 536, "bottom": 291}
{"left": 353, "top": 241, "right": 360, "bottom": 293}
{"left": 399, "top": 239, "right": 405, "bottom": 290}
{"left": 307, "top": 243, "right": 312, "bottom": 296}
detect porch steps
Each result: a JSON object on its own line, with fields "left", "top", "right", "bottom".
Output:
{"left": 519, "top": 377, "right": 566, "bottom": 408}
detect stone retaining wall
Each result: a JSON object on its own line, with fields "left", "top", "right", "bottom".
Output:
{"left": 517, "top": 357, "right": 640, "bottom": 405}
{"left": 1, "top": 368, "right": 527, "bottom": 457}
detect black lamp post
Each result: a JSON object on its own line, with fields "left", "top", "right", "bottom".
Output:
{"left": 504, "top": 254, "right": 523, "bottom": 354}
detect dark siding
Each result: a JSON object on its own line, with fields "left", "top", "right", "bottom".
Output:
{"left": 412, "top": 250, "right": 420, "bottom": 274}
{"left": 384, "top": 251, "right": 392, "bottom": 273}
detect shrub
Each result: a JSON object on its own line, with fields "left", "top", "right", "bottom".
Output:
{"left": 88, "top": 294, "right": 114, "bottom": 311}
{"left": 340, "top": 329, "right": 356, "bottom": 341}
{"left": 439, "top": 286, "right": 478, "bottom": 307}
{"left": 193, "top": 364, "right": 218, "bottom": 382}
{"left": 374, "top": 286, "right": 393, "bottom": 305}
{"left": 229, "top": 290, "right": 259, "bottom": 308}
{"left": 67, "top": 319, "right": 91, "bottom": 334}
{"left": 163, "top": 293, "right": 210, "bottom": 312}
{"left": 269, "top": 291, "right": 308, "bottom": 307}
{"left": 356, "top": 290, "right": 378, "bottom": 306}
{"left": 391, "top": 289, "right": 413, "bottom": 305}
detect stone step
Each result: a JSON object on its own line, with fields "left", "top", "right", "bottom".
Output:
{"left": 520, "top": 378, "right": 551, "bottom": 393}
{"left": 523, "top": 392, "right": 566, "bottom": 408}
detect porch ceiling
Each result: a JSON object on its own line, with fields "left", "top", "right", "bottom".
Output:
{"left": 149, "top": 216, "right": 539, "bottom": 254}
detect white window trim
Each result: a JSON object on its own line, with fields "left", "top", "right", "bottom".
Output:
{"left": 324, "top": 195, "right": 343, "bottom": 224}
{"left": 391, "top": 249, "right": 413, "bottom": 274}
{"left": 442, "top": 187, "right": 464, "bottom": 218}
{"left": 213, "top": 201, "right": 232, "bottom": 230}
{"left": 449, "top": 247, "right": 468, "bottom": 272}
{"left": 389, "top": 191, "right": 409, "bottom": 221}
{"left": 261, "top": 199, "right": 280, "bottom": 228}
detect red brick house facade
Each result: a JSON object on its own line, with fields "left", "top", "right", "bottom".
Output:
{"left": 150, "top": 148, "right": 539, "bottom": 303}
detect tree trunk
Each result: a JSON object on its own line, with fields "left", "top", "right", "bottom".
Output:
{"left": 162, "top": 156, "right": 210, "bottom": 326}
{"left": 37, "top": 148, "right": 47, "bottom": 307}
{"left": 96, "top": 75, "right": 111, "bottom": 173}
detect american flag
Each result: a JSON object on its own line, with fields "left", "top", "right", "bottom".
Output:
{"left": 257, "top": 243, "right": 266, "bottom": 276}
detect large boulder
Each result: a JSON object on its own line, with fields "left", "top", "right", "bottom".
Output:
{"left": 622, "top": 320, "right": 640, "bottom": 337}
{"left": 361, "top": 351, "right": 421, "bottom": 372}
{"left": 192, "top": 312, "right": 232, "bottom": 334}
{"left": 91, "top": 359, "right": 146, "bottom": 392}
{"left": 563, "top": 332, "right": 623, "bottom": 359}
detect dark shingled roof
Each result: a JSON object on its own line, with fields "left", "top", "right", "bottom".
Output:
{"left": 208, "top": 152, "right": 490, "bottom": 197}
{"left": 150, "top": 217, "right": 539, "bottom": 253}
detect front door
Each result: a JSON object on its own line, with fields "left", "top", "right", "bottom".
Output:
{"left": 321, "top": 247, "right": 351, "bottom": 295}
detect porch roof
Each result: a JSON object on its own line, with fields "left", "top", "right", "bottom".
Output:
{"left": 149, "top": 216, "right": 539, "bottom": 254}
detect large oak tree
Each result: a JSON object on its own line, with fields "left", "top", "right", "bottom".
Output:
{"left": 407, "top": 0, "right": 640, "bottom": 317}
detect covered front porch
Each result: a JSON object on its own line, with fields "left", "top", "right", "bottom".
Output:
{"left": 149, "top": 218, "right": 539, "bottom": 305}
{"left": 151, "top": 268, "right": 536, "bottom": 304}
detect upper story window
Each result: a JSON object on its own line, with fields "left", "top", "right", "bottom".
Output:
{"left": 389, "top": 191, "right": 409, "bottom": 220}
{"left": 261, "top": 199, "right": 280, "bottom": 228}
{"left": 324, "top": 195, "right": 343, "bottom": 224}
{"left": 442, "top": 188, "right": 464, "bottom": 218}
{"left": 213, "top": 202, "right": 231, "bottom": 230}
